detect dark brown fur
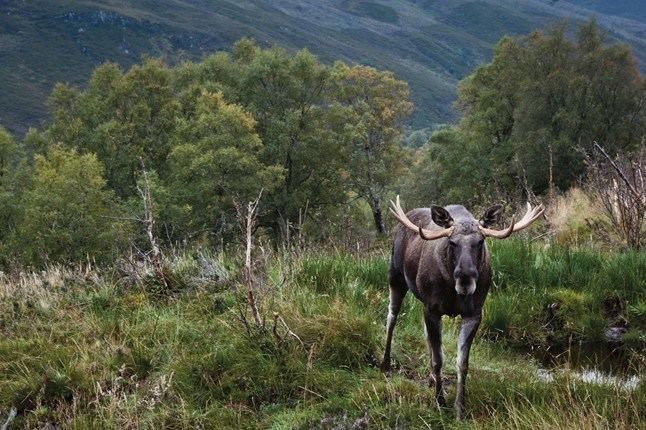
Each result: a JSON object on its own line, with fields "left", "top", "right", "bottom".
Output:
{"left": 390, "top": 206, "right": 492, "bottom": 316}
{"left": 382, "top": 204, "right": 498, "bottom": 420}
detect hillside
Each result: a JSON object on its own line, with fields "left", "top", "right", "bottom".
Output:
{"left": 1, "top": 0, "right": 645, "bottom": 135}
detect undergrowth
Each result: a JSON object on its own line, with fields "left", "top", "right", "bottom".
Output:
{"left": 0, "top": 240, "right": 643, "bottom": 429}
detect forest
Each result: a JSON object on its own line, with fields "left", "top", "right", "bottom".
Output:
{"left": 0, "top": 20, "right": 644, "bottom": 429}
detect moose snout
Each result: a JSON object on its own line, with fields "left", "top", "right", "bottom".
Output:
{"left": 454, "top": 267, "right": 478, "bottom": 284}
{"left": 454, "top": 266, "right": 478, "bottom": 296}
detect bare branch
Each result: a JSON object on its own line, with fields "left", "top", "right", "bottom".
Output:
{"left": 585, "top": 144, "right": 644, "bottom": 249}
{"left": 272, "top": 312, "right": 306, "bottom": 350}
{"left": 138, "top": 157, "right": 168, "bottom": 289}
{"left": 594, "top": 142, "right": 641, "bottom": 198}
{"left": 233, "top": 189, "right": 265, "bottom": 328}
{"left": 1, "top": 408, "right": 17, "bottom": 430}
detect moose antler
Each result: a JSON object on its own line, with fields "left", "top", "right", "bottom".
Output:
{"left": 389, "top": 195, "right": 454, "bottom": 240}
{"left": 479, "top": 202, "right": 544, "bottom": 239}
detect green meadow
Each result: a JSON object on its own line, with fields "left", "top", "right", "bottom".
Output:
{"left": 1, "top": 240, "right": 643, "bottom": 429}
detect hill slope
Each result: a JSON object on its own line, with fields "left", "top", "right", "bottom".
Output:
{"left": 1, "top": 0, "right": 645, "bottom": 135}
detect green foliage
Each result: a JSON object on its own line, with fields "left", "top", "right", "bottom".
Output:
{"left": 0, "top": 25, "right": 643, "bottom": 267}
{"left": 404, "top": 127, "right": 432, "bottom": 149}
{"left": 47, "top": 59, "right": 180, "bottom": 198}
{"left": 34, "top": 40, "right": 414, "bottom": 244}
{"left": 331, "top": 63, "right": 414, "bottom": 233}
{"left": 0, "top": 127, "right": 28, "bottom": 253}
{"left": 12, "top": 146, "right": 128, "bottom": 266}
{"left": 406, "top": 127, "right": 495, "bottom": 207}
{"left": 221, "top": 43, "right": 348, "bottom": 228}
{"left": 415, "top": 20, "right": 645, "bottom": 203}
{"left": 167, "top": 89, "right": 283, "bottom": 240}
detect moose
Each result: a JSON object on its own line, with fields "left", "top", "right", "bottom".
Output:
{"left": 381, "top": 196, "right": 544, "bottom": 419}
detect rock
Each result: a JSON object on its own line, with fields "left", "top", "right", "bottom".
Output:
{"left": 605, "top": 326, "right": 627, "bottom": 342}
{"left": 352, "top": 413, "right": 369, "bottom": 430}
{"left": 536, "top": 368, "right": 554, "bottom": 382}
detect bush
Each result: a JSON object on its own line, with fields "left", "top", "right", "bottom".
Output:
{"left": 12, "top": 146, "right": 129, "bottom": 266}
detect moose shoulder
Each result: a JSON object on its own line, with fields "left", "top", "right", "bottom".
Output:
{"left": 382, "top": 196, "right": 544, "bottom": 420}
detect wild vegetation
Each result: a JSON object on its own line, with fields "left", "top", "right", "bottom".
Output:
{"left": 0, "top": 242, "right": 643, "bottom": 428}
{"left": 407, "top": 21, "right": 645, "bottom": 207}
{"left": 0, "top": 19, "right": 644, "bottom": 429}
{"left": 0, "top": 22, "right": 643, "bottom": 267}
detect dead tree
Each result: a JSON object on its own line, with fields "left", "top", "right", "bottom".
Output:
{"left": 233, "top": 189, "right": 264, "bottom": 328}
{"left": 585, "top": 142, "right": 645, "bottom": 249}
{"left": 137, "top": 158, "right": 169, "bottom": 289}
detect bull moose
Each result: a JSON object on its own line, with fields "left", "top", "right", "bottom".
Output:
{"left": 381, "top": 196, "right": 544, "bottom": 419}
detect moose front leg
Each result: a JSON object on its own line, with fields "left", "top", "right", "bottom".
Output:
{"left": 381, "top": 282, "right": 407, "bottom": 372}
{"left": 455, "top": 314, "right": 481, "bottom": 420}
{"left": 423, "top": 307, "right": 446, "bottom": 407}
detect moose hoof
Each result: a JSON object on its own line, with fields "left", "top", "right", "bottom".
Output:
{"left": 380, "top": 361, "right": 391, "bottom": 373}
{"left": 436, "top": 394, "right": 447, "bottom": 408}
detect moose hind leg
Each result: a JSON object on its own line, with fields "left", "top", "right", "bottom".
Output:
{"left": 380, "top": 278, "right": 407, "bottom": 372}
{"left": 423, "top": 307, "right": 446, "bottom": 407}
{"left": 455, "top": 314, "right": 481, "bottom": 420}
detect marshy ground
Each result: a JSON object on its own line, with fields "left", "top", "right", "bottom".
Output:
{"left": 0, "top": 240, "right": 643, "bottom": 429}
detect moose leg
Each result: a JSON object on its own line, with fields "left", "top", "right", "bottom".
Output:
{"left": 380, "top": 280, "right": 407, "bottom": 372}
{"left": 423, "top": 307, "right": 446, "bottom": 407}
{"left": 455, "top": 314, "right": 481, "bottom": 420}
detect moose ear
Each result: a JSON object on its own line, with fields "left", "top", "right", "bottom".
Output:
{"left": 480, "top": 205, "right": 503, "bottom": 227}
{"left": 431, "top": 206, "right": 454, "bottom": 228}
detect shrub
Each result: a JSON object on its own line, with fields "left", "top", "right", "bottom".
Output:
{"left": 12, "top": 146, "right": 129, "bottom": 266}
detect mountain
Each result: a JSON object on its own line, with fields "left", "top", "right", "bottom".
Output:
{"left": 1, "top": 0, "right": 644, "bottom": 135}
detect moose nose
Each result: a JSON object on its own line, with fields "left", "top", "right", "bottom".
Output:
{"left": 454, "top": 267, "right": 478, "bottom": 281}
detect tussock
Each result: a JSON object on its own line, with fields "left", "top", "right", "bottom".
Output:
{"left": 0, "top": 244, "right": 643, "bottom": 428}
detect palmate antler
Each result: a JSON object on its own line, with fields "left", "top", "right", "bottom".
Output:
{"left": 389, "top": 196, "right": 454, "bottom": 240}
{"left": 479, "top": 202, "right": 544, "bottom": 239}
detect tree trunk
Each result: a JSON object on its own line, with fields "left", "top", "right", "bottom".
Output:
{"left": 370, "top": 194, "right": 386, "bottom": 235}
{"left": 244, "top": 197, "right": 263, "bottom": 328}
{"left": 548, "top": 143, "right": 555, "bottom": 203}
{"left": 138, "top": 159, "right": 168, "bottom": 290}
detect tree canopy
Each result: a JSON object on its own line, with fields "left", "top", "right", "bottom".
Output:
{"left": 0, "top": 20, "right": 643, "bottom": 266}
{"left": 414, "top": 21, "right": 645, "bottom": 205}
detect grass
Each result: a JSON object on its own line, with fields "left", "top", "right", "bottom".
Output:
{"left": 486, "top": 240, "right": 646, "bottom": 350}
{"left": 0, "top": 241, "right": 644, "bottom": 428}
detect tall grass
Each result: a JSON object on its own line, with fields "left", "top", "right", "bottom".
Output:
{"left": 0, "top": 242, "right": 643, "bottom": 428}
{"left": 485, "top": 240, "right": 646, "bottom": 349}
